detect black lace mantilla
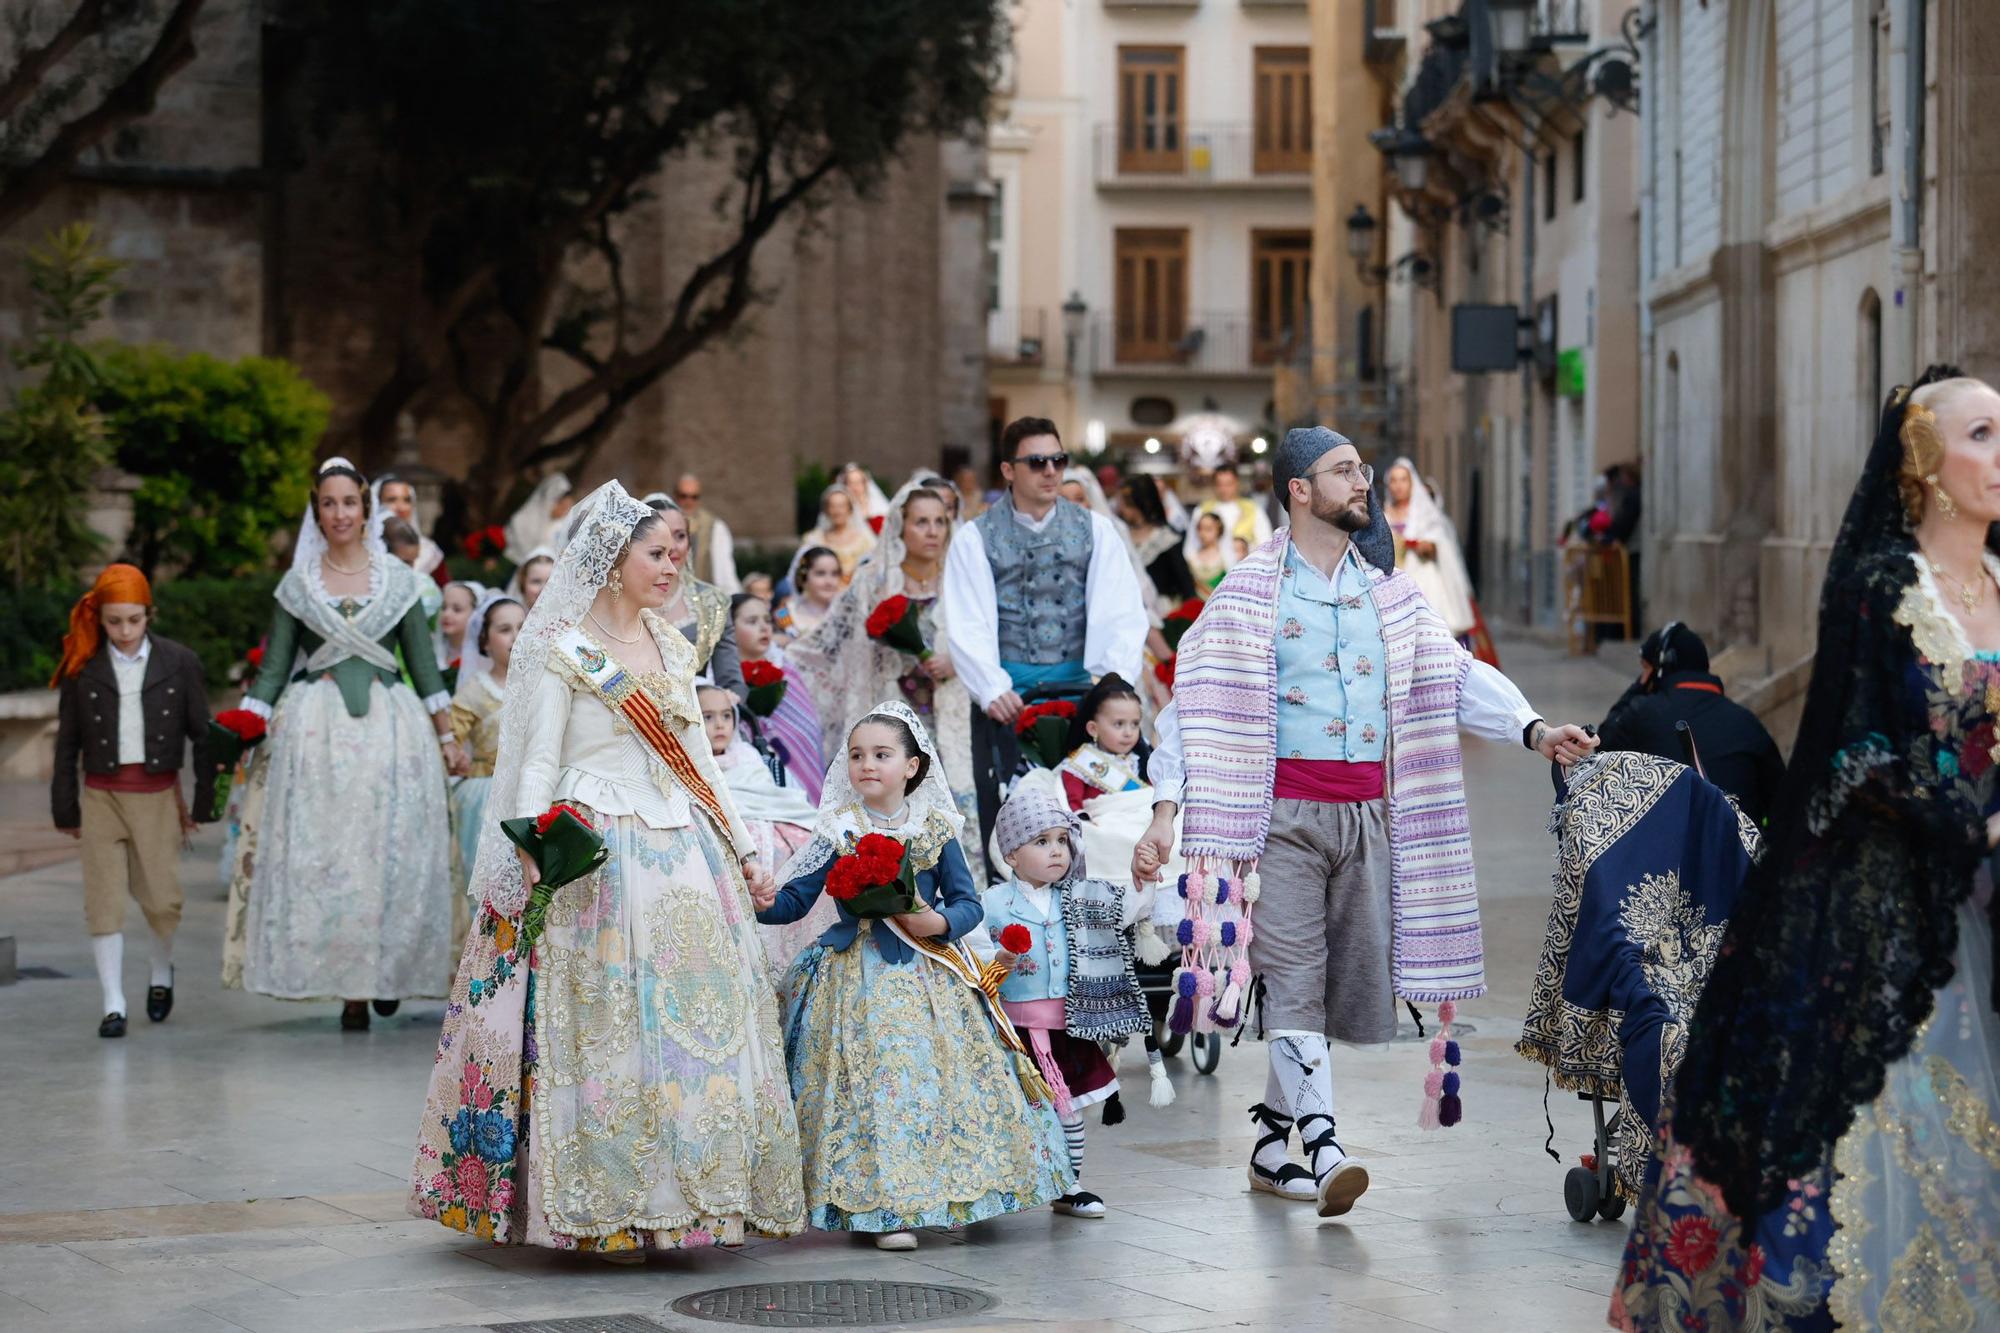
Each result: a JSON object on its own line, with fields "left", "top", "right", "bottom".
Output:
{"left": 1671, "top": 366, "right": 1998, "bottom": 1219}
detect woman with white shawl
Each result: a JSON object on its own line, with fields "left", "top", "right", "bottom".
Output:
{"left": 1383, "top": 457, "right": 1478, "bottom": 638}
{"left": 502, "top": 473, "right": 574, "bottom": 566}
{"left": 221, "top": 459, "right": 464, "bottom": 1030}
{"left": 373, "top": 474, "right": 447, "bottom": 581}
{"left": 787, "top": 479, "right": 985, "bottom": 879}
{"left": 408, "top": 481, "right": 805, "bottom": 1252}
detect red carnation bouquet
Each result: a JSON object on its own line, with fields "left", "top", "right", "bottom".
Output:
{"left": 825, "top": 831, "right": 920, "bottom": 919}
{"left": 500, "top": 803, "right": 608, "bottom": 952}
{"left": 200, "top": 707, "right": 270, "bottom": 819}
{"left": 997, "top": 923, "right": 1033, "bottom": 956}
{"left": 1013, "top": 699, "right": 1076, "bottom": 769}
{"left": 741, "top": 658, "right": 788, "bottom": 718}
{"left": 1155, "top": 597, "right": 1204, "bottom": 694}
{"left": 865, "top": 594, "right": 931, "bottom": 661}
{"left": 461, "top": 525, "right": 508, "bottom": 561}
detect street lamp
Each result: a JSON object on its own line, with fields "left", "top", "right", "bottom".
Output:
{"left": 1486, "top": 0, "right": 1536, "bottom": 60}
{"left": 1061, "top": 291, "right": 1088, "bottom": 372}
{"left": 1345, "top": 204, "right": 1377, "bottom": 263}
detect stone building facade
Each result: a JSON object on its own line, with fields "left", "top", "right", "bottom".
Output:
{"left": 0, "top": 0, "right": 989, "bottom": 545}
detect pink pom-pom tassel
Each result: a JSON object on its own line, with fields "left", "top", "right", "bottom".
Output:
{"left": 1417, "top": 1094, "right": 1442, "bottom": 1130}
{"left": 1437, "top": 999, "right": 1457, "bottom": 1025}
{"left": 1429, "top": 1036, "right": 1447, "bottom": 1064}
{"left": 1423, "top": 1069, "right": 1445, "bottom": 1098}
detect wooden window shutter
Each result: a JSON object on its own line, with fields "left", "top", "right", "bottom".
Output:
{"left": 1254, "top": 47, "right": 1311, "bottom": 174}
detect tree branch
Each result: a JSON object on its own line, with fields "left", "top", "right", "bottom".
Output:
{"left": 0, "top": 0, "right": 206, "bottom": 232}
{"left": 0, "top": 0, "right": 110, "bottom": 123}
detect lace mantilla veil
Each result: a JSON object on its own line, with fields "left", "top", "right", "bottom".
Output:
{"left": 773, "top": 698, "right": 963, "bottom": 889}
{"left": 467, "top": 480, "right": 655, "bottom": 919}
{"left": 291, "top": 456, "right": 387, "bottom": 575}
{"left": 457, "top": 586, "right": 511, "bottom": 686}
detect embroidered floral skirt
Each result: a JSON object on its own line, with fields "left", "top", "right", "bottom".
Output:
{"left": 781, "top": 936, "right": 1073, "bottom": 1232}
{"left": 1611, "top": 896, "right": 1997, "bottom": 1331}
{"left": 410, "top": 807, "right": 806, "bottom": 1250}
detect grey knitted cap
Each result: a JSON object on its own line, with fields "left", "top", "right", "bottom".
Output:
{"left": 1271, "top": 425, "right": 1395, "bottom": 572}
{"left": 994, "top": 781, "right": 1085, "bottom": 880}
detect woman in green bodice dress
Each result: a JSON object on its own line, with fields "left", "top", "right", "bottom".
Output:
{"left": 223, "top": 458, "right": 467, "bottom": 1030}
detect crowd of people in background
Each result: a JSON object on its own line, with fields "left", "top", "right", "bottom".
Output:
{"left": 41, "top": 385, "right": 1996, "bottom": 1326}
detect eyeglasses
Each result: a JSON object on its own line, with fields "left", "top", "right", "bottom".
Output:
{"left": 1014, "top": 452, "right": 1070, "bottom": 472}
{"left": 1302, "top": 462, "right": 1375, "bottom": 488}
{"left": 675, "top": 490, "right": 700, "bottom": 501}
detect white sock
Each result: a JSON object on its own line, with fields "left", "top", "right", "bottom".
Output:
{"left": 1251, "top": 1041, "right": 1298, "bottom": 1175}
{"left": 92, "top": 933, "right": 126, "bottom": 1016}
{"left": 1059, "top": 1112, "right": 1086, "bottom": 1182}
{"left": 1270, "top": 1031, "right": 1346, "bottom": 1178}
{"left": 148, "top": 927, "right": 174, "bottom": 988}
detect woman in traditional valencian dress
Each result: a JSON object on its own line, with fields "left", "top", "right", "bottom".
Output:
{"left": 799, "top": 486, "right": 876, "bottom": 585}
{"left": 409, "top": 481, "right": 804, "bottom": 1253}
{"left": 448, "top": 592, "right": 522, "bottom": 897}
{"left": 226, "top": 458, "right": 466, "bottom": 1030}
{"left": 642, "top": 495, "right": 744, "bottom": 697}
{"left": 1382, "top": 459, "right": 1497, "bottom": 668}
{"left": 1613, "top": 370, "right": 2000, "bottom": 1331}
{"left": 789, "top": 480, "right": 983, "bottom": 880}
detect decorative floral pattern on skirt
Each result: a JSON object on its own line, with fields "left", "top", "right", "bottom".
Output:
{"left": 781, "top": 935, "right": 1072, "bottom": 1233}
{"left": 410, "top": 805, "right": 806, "bottom": 1249}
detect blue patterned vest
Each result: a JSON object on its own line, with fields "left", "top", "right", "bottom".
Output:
{"left": 977, "top": 494, "right": 1092, "bottom": 665}
{"left": 1273, "top": 543, "right": 1389, "bottom": 762}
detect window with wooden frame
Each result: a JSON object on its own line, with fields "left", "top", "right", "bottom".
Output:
{"left": 1250, "top": 230, "right": 1311, "bottom": 365}
{"left": 1253, "top": 47, "right": 1312, "bottom": 174}
{"left": 1117, "top": 47, "right": 1185, "bottom": 174}
{"left": 1114, "top": 228, "right": 1190, "bottom": 364}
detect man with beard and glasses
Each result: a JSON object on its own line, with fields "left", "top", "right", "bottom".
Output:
{"left": 1132, "top": 426, "right": 1597, "bottom": 1218}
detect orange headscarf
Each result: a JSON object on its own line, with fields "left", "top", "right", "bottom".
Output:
{"left": 51, "top": 563, "right": 154, "bottom": 686}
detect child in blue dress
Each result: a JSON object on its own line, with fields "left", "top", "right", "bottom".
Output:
{"left": 751, "top": 700, "right": 1072, "bottom": 1250}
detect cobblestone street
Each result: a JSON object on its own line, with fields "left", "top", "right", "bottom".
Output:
{"left": 0, "top": 633, "right": 1636, "bottom": 1333}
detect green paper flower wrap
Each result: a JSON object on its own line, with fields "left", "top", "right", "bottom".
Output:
{"left": 500, "top": 805, "right": 609, "bottom": 953}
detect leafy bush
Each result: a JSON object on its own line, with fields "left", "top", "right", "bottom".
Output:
{"left": 153, "top": 574, "right": 284, "bottom": 693}
{"left": 0, "top": 224, "right": 120, "bottom": 590}
{"left": 0, "top": 584, "right": 80, "bottom": 691}
{"left": 93, "top": 346, "right": 329, "bottom": 579}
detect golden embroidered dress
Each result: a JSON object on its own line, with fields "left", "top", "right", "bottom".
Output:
{"left": 410, "top": 482, "right": 804, "bottom": 1251}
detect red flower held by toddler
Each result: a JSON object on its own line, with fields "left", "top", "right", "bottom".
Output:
{"left": 742, "top": 659, "right": 785, "bottom": 688}
{"left": 534, "top": 803, "right": 593, "bottom": 836}
{"left": 998, "top": 923, "right": 1032, "bottom": 955}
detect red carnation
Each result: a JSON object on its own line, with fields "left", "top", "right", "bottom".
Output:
{"left": 1012, "top": 699, "right": 1076, "bottom": 737}
{"left": 449, "top": 656, "right": 462, "bottom": 672}
{"left": 214, "top": 709, "right": 267, "bottom": 744}
{"left": 998, "top": 923, "right": 1032, "bottom": 955}
{"left": 485, "top": 524, "right": 506, "bottom": 547}
{"left": 1166, "top": 598, "right": 1205, "bottom": 623}
{"left": 865, "top": 595, "right": 912, "bottom": 639}
{"left": 462, "top": 532, "right": 484, "bottom": 559}
{"left": 246, "top": 644, "right": 265, "bottom": 669}
{"left": 826, "top": 859, "right": 862, "bottom": 900}
{"left": 742, "top": 659, "right": 785, "bottom": 688}
{"left": 535, "top": 803, "right": 593, "bottom": 836}
{"left": 867, "top": 515, "right": 885, "bottom": 534}
{"left": 865, "top": 594, "right": 931, "bottom": 661}
{"left": 1154, "top": 656, "right": 1176, "bottom": 688}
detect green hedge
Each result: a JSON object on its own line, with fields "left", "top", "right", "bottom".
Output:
{"left": 0, "top": 574, "right": 280, "bottom": 696}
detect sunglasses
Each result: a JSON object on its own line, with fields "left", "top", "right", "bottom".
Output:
{"left": 675, "top": 491, "right": 701, "bottom": 501}
{"left": 1013, "top": 452, "right": 1070, "bottom": 472}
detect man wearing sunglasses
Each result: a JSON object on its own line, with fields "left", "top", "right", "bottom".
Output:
{"left": 1132, "top": 424, "right": 1597, "bottom": 1219}
{"left": 671, "top": 472, "right": 740, "bottom": 594}
{"left": 944, "top": 418, "right": 1149, "bottom": 832}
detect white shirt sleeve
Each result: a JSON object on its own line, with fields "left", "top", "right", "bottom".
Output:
{"left": 1458, "top": 656, "right": 1542, "bottom": 745}
{"left": 1250, "top": 502, "right": 1274, "bottom": 546}
{"left": 1084, "top": 511, "right": 1148, "bottom": 688}
{"left": 942, "top": 524, "right": 1009, "bottom": 709}
{"left": 1147, "top": 698, "right": 1186, "bottom": 809}
{"left": 710, "top": 519, "right": 740, "bottom": 596}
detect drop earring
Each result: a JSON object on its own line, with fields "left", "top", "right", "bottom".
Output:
{"left": 1928, "top": 474, "right": 1959, "bottom": 520}
{"left": 608, "top": 567, "right": 624, "bottom": 603}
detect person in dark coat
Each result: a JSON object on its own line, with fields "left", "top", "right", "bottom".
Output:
{"left": 1596, "top": 622, "right": 1784, "bottom": 824}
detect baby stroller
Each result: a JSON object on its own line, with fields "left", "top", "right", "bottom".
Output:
{"left": 1520, "top": 726, "right": 1760, "bottom": 1222}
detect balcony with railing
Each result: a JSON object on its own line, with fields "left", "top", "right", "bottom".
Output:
{"left": 986, "top": 307, "right": 1047, "bottom": 368}
{"left": 1092, "top": 123, "right": 1310, "bottom": 190}
{"left": 1086, "top": 311, "right": 1303, "bottom": 379}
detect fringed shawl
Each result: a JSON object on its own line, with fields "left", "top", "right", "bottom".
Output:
{"left": 1174, "top": 531, "right": 1487, "bottom": 1002}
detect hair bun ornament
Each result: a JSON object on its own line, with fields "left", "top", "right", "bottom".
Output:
{"left": 319, "top": 456, "right": 357, "bottom": 475}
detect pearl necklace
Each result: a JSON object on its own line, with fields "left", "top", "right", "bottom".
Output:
{"left": 1925, "top": 556, "right": 1989, "bottom": 613}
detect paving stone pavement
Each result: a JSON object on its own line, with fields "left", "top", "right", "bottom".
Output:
{"left": 0, "top": 632, "right": 1640, "bottom": 1333}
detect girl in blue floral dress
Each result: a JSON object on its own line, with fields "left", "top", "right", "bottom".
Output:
{"left": 754, "top": 701, "right": 1072, "bottom": 1251}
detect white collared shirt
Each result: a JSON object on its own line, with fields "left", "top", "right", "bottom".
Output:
{"left": 108, "top": 636, "right": 152, "bottom": 765}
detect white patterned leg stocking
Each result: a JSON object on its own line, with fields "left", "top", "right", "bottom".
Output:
{"left": 1271, "top": 1031, "right": 1346, "bottom": 1181}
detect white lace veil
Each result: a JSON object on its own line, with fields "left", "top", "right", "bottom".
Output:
{"left": 1387, "top": 456, "right": 1452, "bottom": 545}
{"left": 503, "top": 473, "right": 573, "bottom": 564}
{"left": 457, "top": 586, "right": 516, "bottom": 685}
{"left": 774, "top": 698, "right": 962, "bottom": 889}
{"left": 290, "top": 456, "right": 386, "bottom": 576}
{"left": 467, "top": 479, "right": 656, "bottom": 915}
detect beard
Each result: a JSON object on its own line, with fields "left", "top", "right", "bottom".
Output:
{"left": 1311, "top": 488, "right": 1373, "bottom": 532}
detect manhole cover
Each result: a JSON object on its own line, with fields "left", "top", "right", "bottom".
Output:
{"left": 489, "top": 1318, "right": 671, "bottom": 1333}
{"left": 16, "top": 966, "right": 67, "bottom": 980}
{"left": 672, "top": 1279, "right": 994, "bottom": 1327}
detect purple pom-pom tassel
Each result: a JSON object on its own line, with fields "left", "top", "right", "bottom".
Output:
{"left": 1443, "top": 1040, "right": 1461, "bottom": 1066}
{"left": 1167, "top": 991, "right": 1195, "bottom": 1034}
{"left": 1438, "top": 1093, "right": 1462, "bottom": 1127}
{"left": 1176, "top": 873, "right": 1190, "bottom": 899}
{"left": 1175, "top": 968, "right": 1199, "bottom": 997}
{"left": 1215, "top": 878, "right": 1231, "bottom": 904}
{"left": 1441, "top": 1071, "right": 1460, "bottom": 1097}
{"left": 1176, "top": 919, "right": 1195, "bottom": 947}
{"left": 1218, "top": 921, "right": 1237, "bottom": 948}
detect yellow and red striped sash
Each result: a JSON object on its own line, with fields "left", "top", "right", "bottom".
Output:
{"left": 560, "top": 629, "right": 733, "bottom": 839}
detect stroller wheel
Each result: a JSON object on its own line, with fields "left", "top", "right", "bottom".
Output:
{"left": 1597, "top": 1191, "right": 1627, "bottom": 1222}
{"left": 1563, "top": 1166, "right": 1600, "bottom": 1223}
{"left": 1158, "top": 1030, "right": 1186, "bottom": 1058}
{"left": 1191, "top": 1031, "right": 1222, "bottom": 1075}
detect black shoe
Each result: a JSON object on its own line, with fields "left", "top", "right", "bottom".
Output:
{"left": 371, "top": 999, "right": 400, "bottom": 1017}
{"left": 340, "top": 1001, "right": 370, "bottom": 1031}
{"left": 146, "top": 969, "right": 174, "bottom": 1022}
{"left": 99, "top": 1012, "right": 127, "bottom": 1039}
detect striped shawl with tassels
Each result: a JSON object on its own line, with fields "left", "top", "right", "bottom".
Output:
{"left": 1174, "top": 531, "right": 1486, "bottom": 1002}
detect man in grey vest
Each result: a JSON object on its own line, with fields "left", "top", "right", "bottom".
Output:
{"left": 944, "top": 418, "right": 1149, "bottom": 847}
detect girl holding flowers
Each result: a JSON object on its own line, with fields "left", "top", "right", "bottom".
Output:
{"left": 751, "top": 702, "right": 1071, "bottom": 1250}
{"left": 730, "top": 592, "right": 823, "bottom": 801}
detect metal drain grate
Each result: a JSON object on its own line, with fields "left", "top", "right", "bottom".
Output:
{"left": 488, "top": 1317, "right": 672, "bottom": 1333}
{"left": 672, "top": 1279, "right": 994, "bottom": 1327}
{"left": 16, "top": 966, "right": 68, "bottom": 980}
